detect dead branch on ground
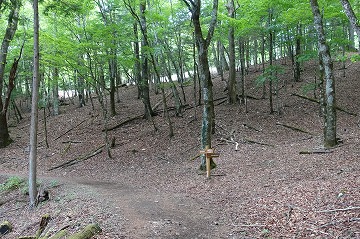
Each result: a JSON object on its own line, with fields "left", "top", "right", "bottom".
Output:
{"left": 53, "top": 119, "right": 87, "bottom": 141}
{"left": 243, "top": 138, "right": 274, "bottom": 147}
{"left": 299, "top": 149, "right": 333, "bottom": 154}
{"left": 276, "top": 122, "right": 314, "bottom": 135}
{"left": 292, "top": 93, "right": 357, "bottom": 116}
{"left": 317, "top": 206, "right": 360, "bottom": 213}
{"left": 48, "top": 144, "right": 105, "bottom": 171}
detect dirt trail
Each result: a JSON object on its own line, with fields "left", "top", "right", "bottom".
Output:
{"left": 0, "top": 172, "right": 224, "bottom": 238}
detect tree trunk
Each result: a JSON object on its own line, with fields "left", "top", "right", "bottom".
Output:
{"left": 340, "top": 0, "right": 360, "bottom": 53}
{"left": 52, "top": 67, "right": 59, "bottom": 116}
{"left": 268, "top": 10, "right": 274, "bottom": 114}
{"left": 109, "top": 52, "right": 117, "bottom": 116}
{"left": 183, "top": 0, "right": 218, "bottom": 170}
{"left": 29, "top": 0, "right": 40, "bottom": 208}
{"left": 227, "top": 0, "right": 236, "bottom": 104}
{"left": 310, "top": 0, "right": 337, "bottom": 148}
{"left": 294, "top": 24, "right": 302, "bottom": 82}
{"left": 0, "top": 0, "right": 20, "bottom": 148}
{"left": 239, "top": 38, "right": 246, "bottom": 104}
{"left": 139, "top": 1, "right": 154, "bottom": 119}
{"left": 133, "top": 22, "right": 142, "bottom": 100}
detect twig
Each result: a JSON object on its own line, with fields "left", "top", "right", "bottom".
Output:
{"left": 232, "top": 224, "right": 266, "bottom": 227}
{"left": 220, "top": 138, "right": 239, "bottom": 151}
{"left": 276, "top": 122, "right": 314, "bottom": 135}
{"left": 317, "top": 206, "right": 360, "bottom": 213}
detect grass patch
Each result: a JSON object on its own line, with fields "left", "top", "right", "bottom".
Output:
{"left": 0, "top": 176, "right": 25, "bottom": 192}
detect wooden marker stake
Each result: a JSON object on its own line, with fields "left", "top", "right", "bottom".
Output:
{"left": 200, "top": 146, "right": 219, "bottom": 178}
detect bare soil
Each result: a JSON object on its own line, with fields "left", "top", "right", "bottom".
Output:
{"left": 0, "top": 59, "right": 359, "bottom": 238}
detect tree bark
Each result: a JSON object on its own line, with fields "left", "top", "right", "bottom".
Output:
{"left": 29, "top": 0, "right": 40, "bottom": 208}
{"left": 0, "top": 0, "right": 20, "bottom": 148}
{"left": 227, "top": 0, "right": 237, "bottom": 104}
{"left": 52, "top": 67, "right": 59, "bottom": 116}
{"left": 310, "top": 0, "right": 337, "bottom": 148}
{"left": 340, "top": 0, "right": 360, "bottom": 53}
{"left": 183, "top": 0, "right": 218, "bottom": 170}
{"left": 294, "top": 24, "right": 302, "bottom": 82}
{"left": 139, "top": 1, "right": 154, "bottom": 119}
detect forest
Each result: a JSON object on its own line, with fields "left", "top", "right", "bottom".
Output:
{"left": 0, "top": 0, "right": 360, "bottom": 238}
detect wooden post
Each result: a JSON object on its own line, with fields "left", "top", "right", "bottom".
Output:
{"left": 205, "top": 146, "right": 211, "bottom": 178}
{"left": 200, "top": 146, "right": 219, "bottom": 178}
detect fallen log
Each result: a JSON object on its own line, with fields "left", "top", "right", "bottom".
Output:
{"left": 48, "top": 144, "right": 105, "bottom": 171}
{"left": 46, "top": 229, "right": 68, "bottom": 239}
{"left": 292, "top": 93, "right": 357, "bottom": 116}
{"left": 68, "top": 224, "right": 101, "bottom": 239}
{"left": 276, "top": 122, "right": 314, "bottom": 135}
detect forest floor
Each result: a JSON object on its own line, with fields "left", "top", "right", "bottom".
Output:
{"left": 0, "top": 58, "right": 359, "bottom": 238}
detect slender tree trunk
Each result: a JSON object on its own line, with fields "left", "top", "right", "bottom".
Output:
{"left": 133, "top": 22, "right": 142, "bottom": 100}
{"left": 139, "top": 2, "right": 154, "bottom": 119}
{"left": 0, "top": 0, "right": 20, "bottom": 148}
{"left": 310, "top": 0, "right": 337, "bottom": 148}
{"left": 183, "top": 0, "right": 218, "bottom": 170}
{"left": 268, "top": 10, "right": 274, "bottom": 114}
{"left": 239, "top": 38, "right": 245, "bottom": 103}
{"left": 340, "top": 0, "right": 360, "bottom": 53}
{"left": 52, "top": 67, "right": 59, "bottom": 116}
{"left": 29, "top": 0, "right": 40, "bottom": 208}
{"left": 294, "top": 24, "right": 302, "bottom": 82}
{"left": 227, "top": 0, "right": 236, "bottom": 104}
{"left": 109, "top": 52, "right": 117, "bottom": 116}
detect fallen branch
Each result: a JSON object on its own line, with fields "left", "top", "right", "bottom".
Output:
{"left": 299, "top": 149, "right": 333, "bottom": 154}
{"left": 243, "top": 138, "right": 274, "bottom": 147}
{"left": 104, "top": 115, "right": 143, "bottom": 132}
{"left": 292, "top": 93, "right": 357, "bottom": 116}
{"left": 317, "top": 206, "right": 360, "bottom": 213}
{"left": 232, "top": 223, "right": 266, "bottom": 227}
{"left": 53, "top": 119, "right": 87, "bottom": 141}
{"left": 242, "top": 123, "right": 262, "bottom": 132}
{"left": 48, "top": 144, "right": 105, "bottom": 171}
{"left": 276, "top": 122, "right": 313, "bottom": 135}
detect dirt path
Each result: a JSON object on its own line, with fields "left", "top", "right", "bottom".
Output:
{"left": 0, "top": 172, "right": 225, "bottom": 238}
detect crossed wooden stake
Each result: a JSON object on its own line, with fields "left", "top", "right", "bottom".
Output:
{"left": 200, "top": 146, "right": 219, "bottom": 178}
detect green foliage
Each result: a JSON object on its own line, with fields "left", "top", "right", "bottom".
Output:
{"left": 256, "top": 65, "right": 285, "bottom": 86}
{"left": 301, "top": 82, "right": 317, "bottom": 94}
{"left": 350, "top": 54, "right": 360, "bottom": 62}
{"left": 0, "top": 176, "right": 25, "bottom": 192}
{"left": 297, "top": 50, "right": 318, "bottom": 63}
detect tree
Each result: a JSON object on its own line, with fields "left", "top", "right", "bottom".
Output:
{"left": 125, "top": 0, "right": 155, "bottom": 119}
{"left": 182, "top": 0, "right": 218, "bottom": 170}
{"left": 227, "top": 0, "right": 237, "bottom": 104}
{"left": 28, "top": 0, "right": 40, "bottom": 208}
{"left": 340, "top": 0, "right": 360, "bottom": 52}
{"left": 310, "top": 0, "right": 337, "bottom": 148}
{"left": 0, "top": 0, "right": 21, "bottom": 148}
